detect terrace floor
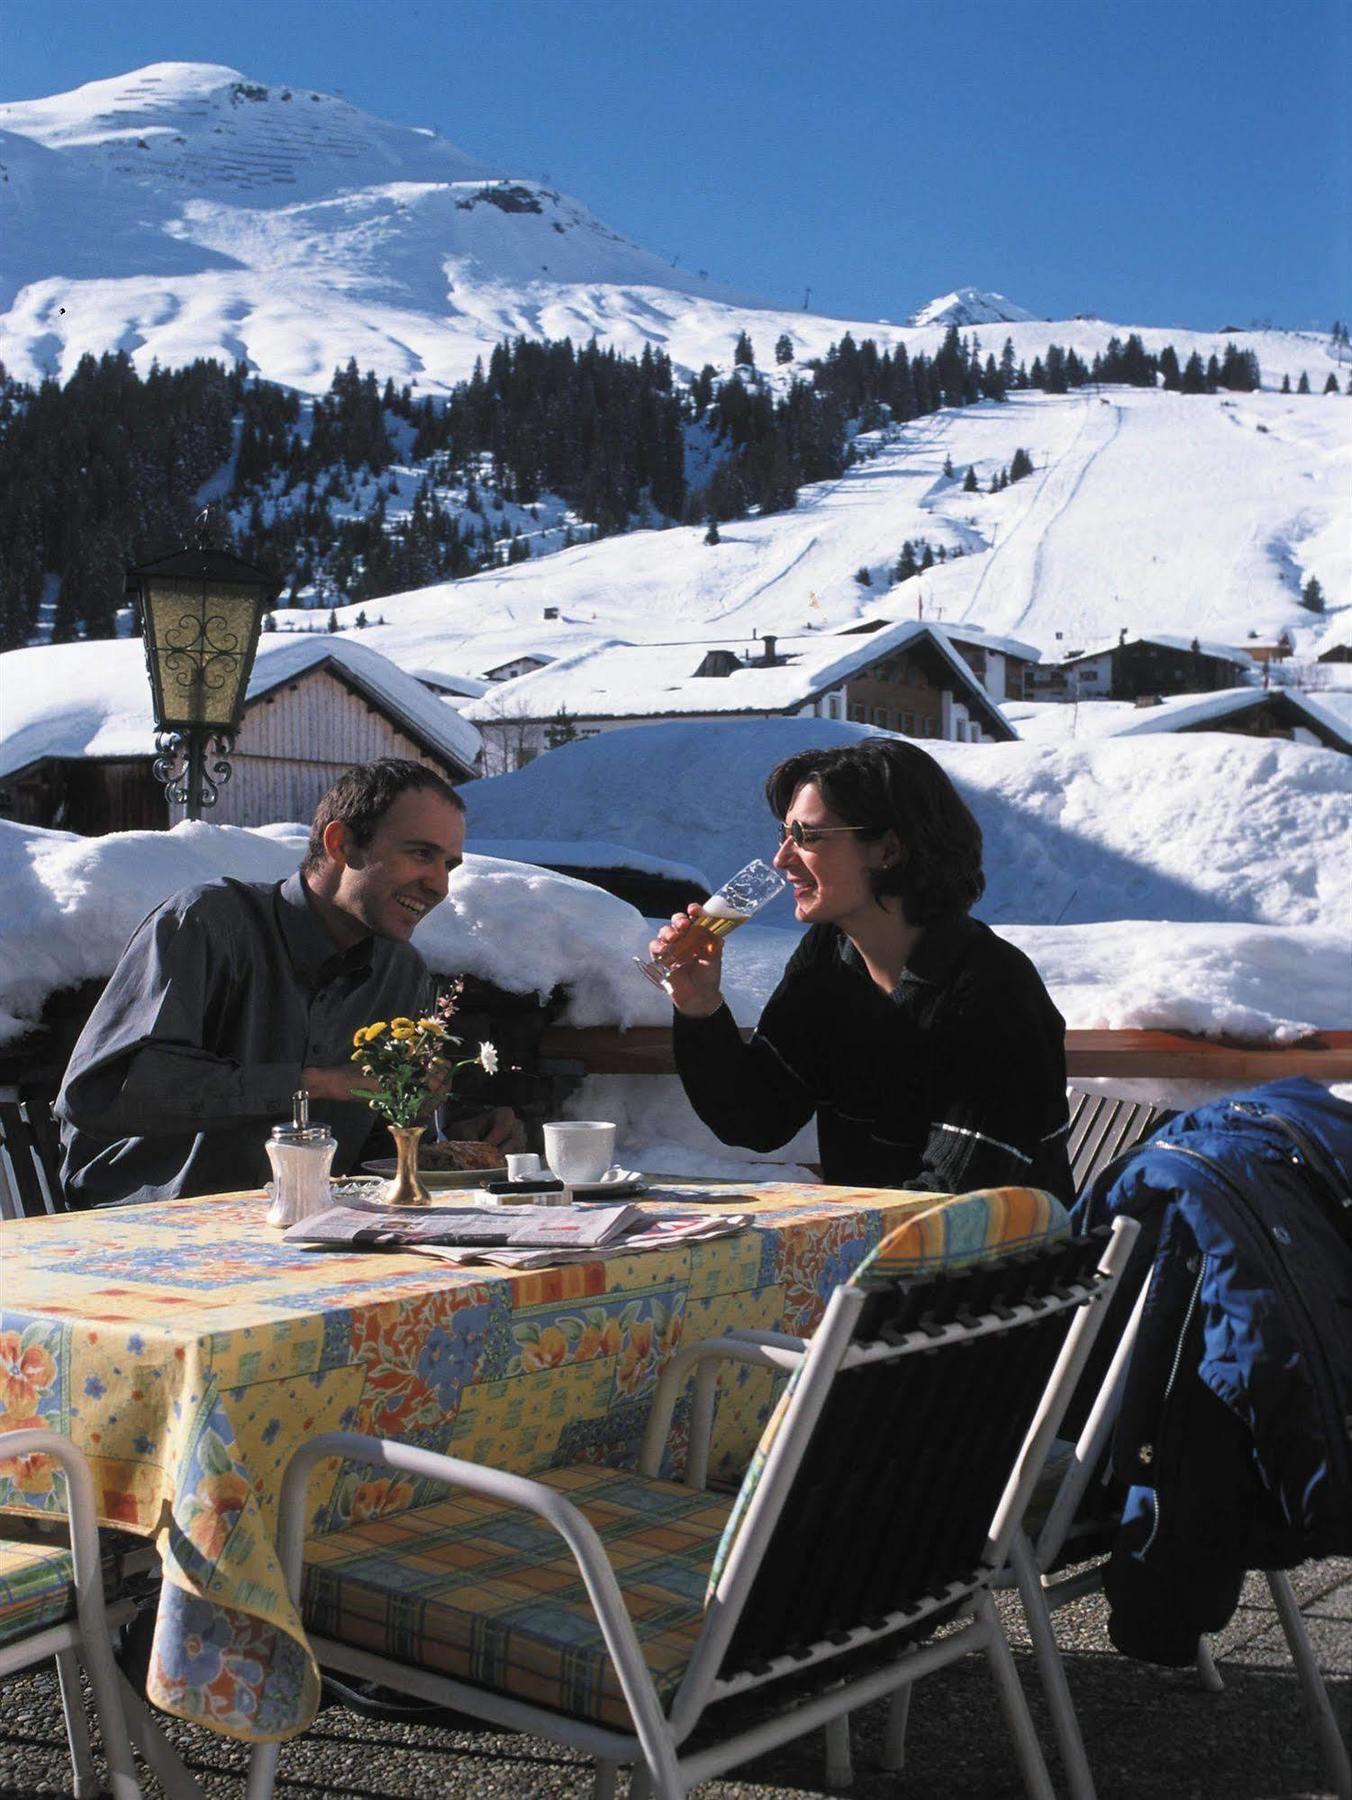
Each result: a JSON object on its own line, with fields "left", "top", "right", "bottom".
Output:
{"left": 3, "top": 1559, "right": 1347, "bottom": 1799}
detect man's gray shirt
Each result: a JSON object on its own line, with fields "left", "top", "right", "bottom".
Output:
{"left": 57, "top": 871, "right": 431, "bottom": 1206}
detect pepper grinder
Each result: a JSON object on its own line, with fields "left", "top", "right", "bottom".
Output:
{"left": 265, "top": 1091, "right": 336, "bottom": 1228}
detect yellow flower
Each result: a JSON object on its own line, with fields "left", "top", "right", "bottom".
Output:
{"left": 390, "top": 1017, "right": 415, "bottom": 1032}
{"left": 390, "top": 1022, "right": 417, "bottom": 1041}
{"left": 417, "top": 1018, "right": 446, "bottom": 1036}
{"left": 364, "top": 1021, "right": 388, "bottom": 1041}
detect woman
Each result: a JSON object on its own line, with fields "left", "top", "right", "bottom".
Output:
{"left": 652, "top": 738, "right": 1073, "bottom": 1200}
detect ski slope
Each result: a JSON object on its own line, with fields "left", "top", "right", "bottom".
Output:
{"left": 285, "top": 384, "right": 1349, "bottom": 664}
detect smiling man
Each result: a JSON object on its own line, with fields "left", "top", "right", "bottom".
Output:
{"left": 57, "top": 759, "right": 503, "bottom": 1207}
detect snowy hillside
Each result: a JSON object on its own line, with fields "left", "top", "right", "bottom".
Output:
{"left": 1, "top": 63, "right": 1345, "bottom": 399}
{"left": 285, "top": 381, "right": 1350, "bottom": 663}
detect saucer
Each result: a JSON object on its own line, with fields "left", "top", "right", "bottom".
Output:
{"left": 565, "top": 1167, "right": 647, "bottom": 1200}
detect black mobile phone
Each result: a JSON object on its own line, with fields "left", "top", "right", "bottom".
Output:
{"left": 482, "top": 1176, "right": 566, "bottom": 1197}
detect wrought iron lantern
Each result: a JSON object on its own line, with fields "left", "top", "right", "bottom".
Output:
{"left": 128, "top": 520, "right": 279, "bottom": 821}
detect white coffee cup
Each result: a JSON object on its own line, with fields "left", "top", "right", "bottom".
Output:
{"left": 505, "top": 1152, "right": 543, "bottom": 1182}
{"left": 542, "top": 1121, "right": 616, "bottom": 1186}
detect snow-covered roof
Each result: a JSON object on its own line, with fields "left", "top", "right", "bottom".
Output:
{"left": 933, "top": 624, "right": 1042, "bottom": 664}
{"left": 409, "top": 666, "right": 489, "bottom": 700}
{"left": 1112, "top": 686, "right": 1352, "bottom": 751}
{"left": 1063, "top": 633, "right": 1259, "bottom": 668}
{"left": 462, "top": 620, "right": 1016, "bottom": 740}
{"left": 0, "top": 634, "right": 481, "bottom": 782}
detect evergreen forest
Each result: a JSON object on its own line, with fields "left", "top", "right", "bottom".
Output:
{"left": 0, "top": 324, "right": 1304, "bottom": 649}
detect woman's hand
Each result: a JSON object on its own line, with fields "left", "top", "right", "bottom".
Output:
{"left": 649, "top": 905, "right": 726, "bottom": 1018}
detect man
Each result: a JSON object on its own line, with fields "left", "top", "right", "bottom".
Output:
{"left": 58, "top": 759, "right": 516, "bottom": 1207}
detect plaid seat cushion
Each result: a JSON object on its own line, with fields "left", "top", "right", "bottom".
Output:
{"left": 0, "top": 1536, "right": 76, "bottom": 1648}
{"left": 301, "top": 1465, "right": 734, "bottom": 1729}
{"left": 704, "top": 1187, "right": 1071, "bottom": 1601}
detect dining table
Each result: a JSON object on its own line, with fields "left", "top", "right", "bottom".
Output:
{"left": 0, "top": 1177, "right": 1064, "bottom": 1745}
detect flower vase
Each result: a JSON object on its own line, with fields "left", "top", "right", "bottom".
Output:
{"left": 382, "top": 1124, "right": 433, "bottom": 1208}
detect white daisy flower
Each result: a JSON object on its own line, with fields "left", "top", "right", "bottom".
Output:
{"left": 478, "top": 1041, "right": 500, "bottom": 1075}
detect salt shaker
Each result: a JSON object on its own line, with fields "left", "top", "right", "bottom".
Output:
{"left": 265, "top": 1091, "right": 336, "bottom": 1228}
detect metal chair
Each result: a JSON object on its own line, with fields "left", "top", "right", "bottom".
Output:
{"left": 999, "top": 1268, "right": 1351, "bottom": 1800}
{"left": 0, "top": 1084, "right": 68, "bottom": 1219}
{"left": 0, "top": 1431, "right": 141, "bottom": 1799}
{"left": 245, "top": 1214, "right": 1136, "bottom": 1800}
{"left": 1065, "top": 1087, "right": 1173, "bottom": 1197}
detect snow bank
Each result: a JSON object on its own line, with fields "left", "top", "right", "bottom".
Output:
{"left": 465, "top": 718, "right": 1352, "bottom": 930}
{"left": 0, "top": 821, "right": 673, "bottom": 1048}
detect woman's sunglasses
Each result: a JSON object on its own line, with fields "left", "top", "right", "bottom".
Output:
{"left": 777, "top": 821, "right": 874, "bottom": 849}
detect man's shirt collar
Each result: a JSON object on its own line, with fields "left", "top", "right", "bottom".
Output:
{"left": 278, "top": 871, "right": 374, "bottom": 986}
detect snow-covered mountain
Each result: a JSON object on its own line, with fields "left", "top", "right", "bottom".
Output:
{"left": 0, "top": 61, "right": 773, "bottom": 392}
{"left": 908, "top": 288, "right": 1040, "bottom": 328}
{"left": 2, "top": 62, "right": 1343, "bottom": 398}
{"left": 3, "top": 61, "right": 1348, "bottom": 664}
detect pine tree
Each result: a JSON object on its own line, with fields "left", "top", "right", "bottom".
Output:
{"left": 963, "top": 464, "right": 979, "bottom": 493}
{"left": 326, "top": 608, "right": 339, "bottom": 632}
{"left": 1297, "top": 371, "right": 1311, "bottom": 394}
{"left": 854, "top": 566, "right": 872, "bottom": 586}
{"left": 1182, "top": 352, "right": 1207, "bottom": 394}
{"left": 1281, "top": 373, "right": 1292, "bottom": 394}
{"left": 704, "top": 517, "right": 721, "bottom": 545}
{"left": 943, "top": 453, "right": 954, "bottom": 479}
{"left": 894, "top": 540, "right": 918, "bottom": 581}
{"left": 1325, "top": 373, "right": 1341, "bottom": 393}
{"left": 774, "top": 333, "right": 794, "bottom": 365}
{"left": 1300, "top": 576, "right": 1326, "bottom": 613}
{"left": 1009, "top": 446, "right": 1034, "bottom": 482}
{"left": 733, "top": 331, "right": 756, "bottom": 368}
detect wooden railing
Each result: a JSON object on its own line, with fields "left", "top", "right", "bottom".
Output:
{"left": 538, "top": 1024, "right": 1352, "bottom": 1082}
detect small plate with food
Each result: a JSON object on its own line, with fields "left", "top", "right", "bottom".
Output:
{"left": 363, "top": 1139, "right": 508, "bottom": 1189}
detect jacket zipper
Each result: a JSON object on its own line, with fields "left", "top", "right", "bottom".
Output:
{"left": 1135, "top": 1252, "right": 1207, "bottom": 1561}
{"left": 1153, "top": 1138, "right": 1352, "bottom": 1509}
{"left": 1229, "top": 1102, "right": 1352, "bottom": 1244}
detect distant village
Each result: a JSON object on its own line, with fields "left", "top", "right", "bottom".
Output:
{"left": 2, "top": 612, "right": 1347, "bottom": 841}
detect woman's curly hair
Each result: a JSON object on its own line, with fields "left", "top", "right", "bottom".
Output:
{"left": 766, "top": 738, "right": 985, "bottom": 926}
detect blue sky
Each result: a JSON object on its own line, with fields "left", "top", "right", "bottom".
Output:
{"left": 3, "top": 0, "right": 1347, "bottom": 331}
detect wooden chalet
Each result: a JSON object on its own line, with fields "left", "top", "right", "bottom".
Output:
{"left": 0, "top": 636, "right": 481, "bottom": 836}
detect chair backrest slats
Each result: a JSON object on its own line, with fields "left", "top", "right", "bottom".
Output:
{"left": 0, "top": 1090, "right": 64, "bottom": 1219}
{"left": 718, "top": 1237, "right": 1107, "bottom": 1676}
{"left": 1067, "top": 1089, "right": 1171, "bottom": 1196}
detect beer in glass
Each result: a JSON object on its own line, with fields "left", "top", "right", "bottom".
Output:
{"left": 635, "top": 859, "right": 787, "bottom": 991}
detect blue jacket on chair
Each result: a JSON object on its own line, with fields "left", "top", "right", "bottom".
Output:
{"left": 1072, "top": 1076, "right": 1352, "bottom": 1665}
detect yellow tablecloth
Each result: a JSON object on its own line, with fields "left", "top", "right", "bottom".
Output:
{"left": 0, "top": 1182, "right": 1057, "bottom": 1740}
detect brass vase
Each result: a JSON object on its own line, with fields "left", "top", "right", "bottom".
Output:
{"left": 382, "top": 1124, "right": 433, "bottom": 1208}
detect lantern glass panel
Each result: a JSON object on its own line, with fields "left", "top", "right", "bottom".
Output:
{"left": 144, "top": 579, "right": 261, "bottom": 729}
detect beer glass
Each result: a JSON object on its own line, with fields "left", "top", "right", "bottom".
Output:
{"left": 635, "top": 859, "right": 787, "bottom": 991}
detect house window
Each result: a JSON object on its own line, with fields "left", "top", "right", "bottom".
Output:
{"left": 901, "top": 711, "right": 914, "bottom": 734}
{"left": 921, "top": 717, "right": 936, "bottom": 737}
{"left": 849, "top": 703, "right": 866, "bottom": 722}
{"left": 872, "top": 707, "right": 889, "bottom": 727}
{"left": 826, "top": 693, "right": 842, "bottom": 719}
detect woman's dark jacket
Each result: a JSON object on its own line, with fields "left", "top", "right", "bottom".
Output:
{"left": 673, "top": 914, "right": 1073, "bottom": 1200}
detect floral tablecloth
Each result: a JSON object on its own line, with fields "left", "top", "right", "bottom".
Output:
{"left": 0, "top": 1182, "right": 1026, "bottom": 1741}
